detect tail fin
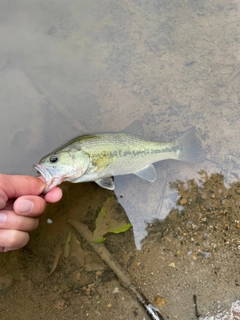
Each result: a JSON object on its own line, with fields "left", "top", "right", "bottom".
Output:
{"left": 174, "top": 127, "right": 205, "bottom": 163}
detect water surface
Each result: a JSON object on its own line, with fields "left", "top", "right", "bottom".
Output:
{"left": 0, "top": 1, "right": 239, "bottom": 319}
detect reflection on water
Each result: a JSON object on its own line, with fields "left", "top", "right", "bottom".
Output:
{"left": 0, "top": 0, "right": 240, "bottom": 319}
{"left": 115, "top": 159, "right": 205, "bottom": 249}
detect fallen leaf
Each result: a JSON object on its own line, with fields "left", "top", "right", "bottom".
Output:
{"left": 92, "top": 197, "right": 132, "bottom": 243}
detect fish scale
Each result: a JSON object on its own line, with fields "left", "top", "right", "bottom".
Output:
{"left": 78, "top": 133, "right": 191, "bottom": 176}
{"left": 34, "top": 122, "right": 205, "bottom": 192}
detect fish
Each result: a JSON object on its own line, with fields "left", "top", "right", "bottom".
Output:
{"left": 34, "top": 121, "right": 205, "bottom": 192}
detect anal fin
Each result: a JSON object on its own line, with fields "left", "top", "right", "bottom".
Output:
{"left": 133, "top": 164, "right": 157, "bottom": 182}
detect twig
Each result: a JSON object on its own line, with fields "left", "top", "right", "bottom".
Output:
{"left": 49, "top": 247, "right": 62, "bottom": 275}
{"left": 193, "top": 294, "right": 201, "bottom": 318}
{"left": 68, "top": 219, "right": 165, "bottom": 320}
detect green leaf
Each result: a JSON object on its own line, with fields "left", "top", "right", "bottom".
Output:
{"left": 92, "top": 197, "right": 132, "bottom": 243}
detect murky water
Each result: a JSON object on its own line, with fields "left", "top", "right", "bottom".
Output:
{"left": 0, "top": 1, "right": 239, "bottom": 319}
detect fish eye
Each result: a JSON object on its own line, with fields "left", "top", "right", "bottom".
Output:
{"left": 49, "top": 155, "right": 58, "bottom": 163}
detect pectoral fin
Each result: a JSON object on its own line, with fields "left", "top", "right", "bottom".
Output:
{"left": 133, "top": 164, "right": 157, "bottom": 182}
{"left": 95, "top": 177, "right": 115, "bottom": 190}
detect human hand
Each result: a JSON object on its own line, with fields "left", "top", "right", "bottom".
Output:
{"left": 0, "top": 174, "right": 62, "bottom": 252}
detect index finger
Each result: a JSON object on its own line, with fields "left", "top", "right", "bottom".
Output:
{"left": 0, "top": 174, "right": 45, "bottom": 209}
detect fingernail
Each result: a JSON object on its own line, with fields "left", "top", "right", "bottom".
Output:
{"left": 19, "top": 200, "right": 34, "bottom": 214}
{"left": 0, "top": 212, "right": 7, "bottom": 223}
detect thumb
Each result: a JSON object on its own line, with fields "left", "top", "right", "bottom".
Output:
{"left": 0, "top": 174, "right": 45, "bottom": 209}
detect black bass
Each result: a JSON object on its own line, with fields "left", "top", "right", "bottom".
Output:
{"left": 34, "top": 121, "right": 204, "bottom": 192}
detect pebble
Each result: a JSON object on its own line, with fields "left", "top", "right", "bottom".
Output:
{"left": 152, "top": 295, "right": 168, "bottom": 307}
{"left": 179, "top": 198, "right": 187, "bottom": 205}
{"left": 113, "top": 287, "right": 119, "bottom": 294}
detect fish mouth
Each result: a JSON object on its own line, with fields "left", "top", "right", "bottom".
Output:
{"left": 34, "top": 164, "right": 52, "bottom": 181}
{"left": 34, "top": 164, "right": 63, "bottom": 193}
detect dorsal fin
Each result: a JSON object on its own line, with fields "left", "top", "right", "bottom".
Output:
{"left": 122, "top": 120, "right": 144, "bottom": 136}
